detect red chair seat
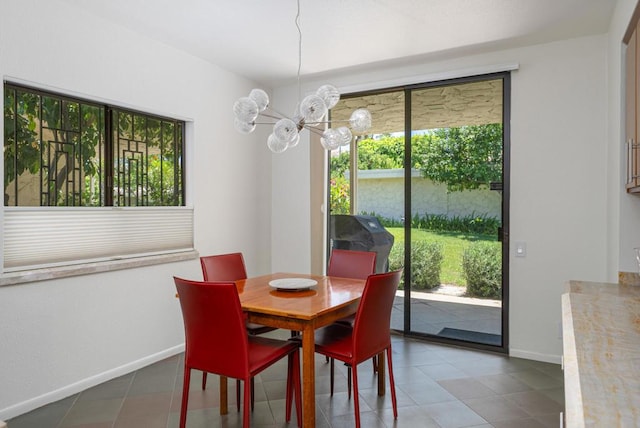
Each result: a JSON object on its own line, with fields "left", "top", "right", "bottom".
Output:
{"left": 314, "top": 323, "right": 354, "bottom": 360}
{"left": 247, "top": 336, "right": 298, "bottom": 375}
{"left": 247, "top": 322, "right": 277, "bottom": 335}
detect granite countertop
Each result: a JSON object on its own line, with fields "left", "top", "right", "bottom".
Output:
{"left": 562, "top": 280, "right": 640, "bottom": 427}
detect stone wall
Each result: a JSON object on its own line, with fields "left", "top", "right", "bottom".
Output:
{"left": 352, "top": 169, "right": 501, "bottom": 221}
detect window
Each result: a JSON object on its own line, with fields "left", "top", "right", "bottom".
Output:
{"left": 3, "top": 83, "right": 192, "bottom": 274}
{"left": 4, "top": 83, "right": 184, "bottom": 207}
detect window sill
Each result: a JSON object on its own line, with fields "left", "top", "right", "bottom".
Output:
{"left": 0, "top": 250, "right": 199, "bottom": 287}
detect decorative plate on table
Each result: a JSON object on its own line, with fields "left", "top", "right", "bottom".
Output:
{"left": 269, "top": 278, "right": 318, "bottom": 291}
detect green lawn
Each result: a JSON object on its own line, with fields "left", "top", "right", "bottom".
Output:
{"left": 386, "top": 227, "right": 499, "bottom": 286}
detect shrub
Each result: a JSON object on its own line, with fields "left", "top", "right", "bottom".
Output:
{"left": 389, "top": 240, "right": 444, "bottom": 290}
{"left": 359, "top": 210, "right": 500, "bottom": 235}
{"left": 462, "top": 242, "right": 502, "bottom": 298}
{"left": 412, "top": 212, "right": 500, "bottom": 235}
{"left": 330, "top": 176, "right": 350, "bottom": 214}
{"left": 358, "top": 211, "right": 404, "bottom": 228}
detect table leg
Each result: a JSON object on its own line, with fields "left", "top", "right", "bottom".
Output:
{"left": 377, "top": 351, "right": 386, "bottom": 396}
{"left": 219, "top": 376, "right": 228, "bottom": 415}
{"left": 301, "top": 324, "right": 316, "bottom": 428}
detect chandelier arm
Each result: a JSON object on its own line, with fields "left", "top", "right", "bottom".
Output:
{"left": 304, "top": 119, "right": 352, "bottom": 126}
{"left": 259, "top": 111, "right": 286, "bottom": 121}
{"left": 303, "top": 126, "right": 325, "bottom": 137}
{"left": 263, "top": 106, "right": 292, "bottom": 121}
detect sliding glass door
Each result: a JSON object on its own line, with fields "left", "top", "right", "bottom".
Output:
{"left": 327, "top": 73, "right": 510, "bottom": 352}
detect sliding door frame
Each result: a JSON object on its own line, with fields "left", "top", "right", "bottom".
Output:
{"left": 325, "top": 71, "right": 511, "bottom": 354}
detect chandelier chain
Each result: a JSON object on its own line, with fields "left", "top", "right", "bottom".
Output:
{"left": 295, "top": 0, "right": 302, "bottom": 103}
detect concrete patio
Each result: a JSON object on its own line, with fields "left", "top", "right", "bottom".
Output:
{"left": 391, "top": 287, "right": 502, "bottom": 344}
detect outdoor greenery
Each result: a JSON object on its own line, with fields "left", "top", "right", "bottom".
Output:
{"left": 389, "top": 238, "right": 444, "bottom": 290}
{"left": 387, "top": 227, "right": 499, "bottom": 287}
{"left": 462, "top": 241, "right": 502, "bottom": 299}
{"left": 328, "top": 123, "right": 503, "bottom": 297}
{"left": 4, "top": 89, "right": 103, "bottom": 205}
{"left": 329, "top": 176, "right": 350, "bottom": 214}
{"left": 329, "top": 124, "right": 503, "bottom": 210}
{"left": 362, "top": 211, "right": 500, "bottom": 236}
{"left": 417, "top": 125, "right": 502, "bottom": 191}
{"left": 4, "top": 85, "right": 182, "bottom": 206}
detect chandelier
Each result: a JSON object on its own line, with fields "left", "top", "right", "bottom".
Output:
{"left": 232, "top": 0, "right": 372, "bottom": 154}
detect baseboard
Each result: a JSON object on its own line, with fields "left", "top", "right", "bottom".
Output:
{"left": 510, "top": 348, "right": 562, "bottom": 365}
{"left": 0, "top": 344, "right": 184, "bottom": 421}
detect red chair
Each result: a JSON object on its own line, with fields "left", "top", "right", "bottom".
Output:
{"left": 325, "top": 249, "right": 377, "bottom": 395}
{"left": 201, "top": 253, "right": 275, "bottom": 334}
{"left": 307, "top": 270, "right": 402, "bottom": 428}
{"left": 174, "top": 277, "right": 301, "bottom": 428}
{"left": 327, "top": 249, "right": 377, "bottom": 280}
{"left": 200, "top": 253, "right": 276, "bottom": 395}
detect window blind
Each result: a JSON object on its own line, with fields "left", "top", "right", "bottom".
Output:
{"left": 3, "top": 207, "right": 194, "bottom": 272}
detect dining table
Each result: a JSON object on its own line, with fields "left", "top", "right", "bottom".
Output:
{"left": 216, "top": 271, "right": 386, "bottom": 428}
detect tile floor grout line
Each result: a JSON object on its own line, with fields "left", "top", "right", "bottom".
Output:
{"left": 111, "top": 366, "right": 137, "bottom": 427}
{"left": 55, "top": 393, "right": 80, "bottom": 428}
{"left": 166, "top": 355, "right": 182, "bottom": 428}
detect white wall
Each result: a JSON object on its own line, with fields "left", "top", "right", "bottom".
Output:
{"left": 272, "top": 35, "right": 610, "bottom": 363}
{"left": 0, "top": 0, "right": 272, "bottom": 419}
{"left": 270, "top": 84, "right": 313, "bottom": 273}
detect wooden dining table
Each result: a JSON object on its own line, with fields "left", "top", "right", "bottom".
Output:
{"left": 217, "top": 272, "right": 386, "bottom": 428}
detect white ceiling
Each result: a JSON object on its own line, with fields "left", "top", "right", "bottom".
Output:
{"left": 61, "top": 0, "right": 615, "bottom": 87}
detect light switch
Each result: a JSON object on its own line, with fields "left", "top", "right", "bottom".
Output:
{"left": 515, "top": 241, "right": 526, "bottom": 257}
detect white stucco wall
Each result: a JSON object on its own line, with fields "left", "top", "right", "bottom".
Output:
{"left": 354, "top": 169, "right": 501, "bottom": 221}
{"left": 272, "top": 35, "right": 611, "bottom": 364}
{"left": 0, "top": 0, "right": 272, "bottom": 419}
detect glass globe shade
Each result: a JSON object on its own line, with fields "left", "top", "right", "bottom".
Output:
{"left": 267, "top": 133, "right": 288, "bottom": 153}
{"left": 273, "top": 118, "right": 299, "bottom": 145}
{"left": 300, "top": 94, "right": 328, "bottom": 122}
{"left": 234, "top": 118, "right": 255, "bottom": 134}
{"left": 249, "top": 88, "right": 269, "bottom": 112}
{"left": 349, "top": 108, "right": 372, "bottom": 133}
{"left": 320, "top": 128, "right": 342, "bottom": 151}
{"left": 316, "top": 84, "right": 340, "bottom": 109}
{"left": 288, "top": 132, "right": 300, "bottom": 148}
{"left": 336, "top": 126, "right": 352, "bottom": 146}
{"left": 233, "top": 97, "right": 259, "bottom": 123}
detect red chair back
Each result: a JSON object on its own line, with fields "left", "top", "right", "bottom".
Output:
{"left": 327, "top": 249, "right": 376, "bottom": 279}
{"left": 174, "top": 276, "right": 249, "bottom": 379}
{"left": 200, "top": 252, "right": 247, "bottom": 281}
{"left": 352, "top": 270, "right": 402, "bottom": 362}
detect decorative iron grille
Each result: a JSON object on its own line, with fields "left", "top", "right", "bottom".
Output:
{"left": 3, "top": 83, "right": 184, "bottom": 207}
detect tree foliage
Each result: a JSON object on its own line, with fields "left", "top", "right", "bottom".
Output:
{"left": 4, "top": 89, "right": 102, "bottom": 205}
{"left": 4, "top": 86, "right": 182, "bottom": 206}
{"left": 329, "top": 124, "right": 503, "bottom": 193}
{"left": 416, "top": 124, "right": 503, "bottom": 191}
{"left": 330, "top": 135, "right": 405, "bottom": 178}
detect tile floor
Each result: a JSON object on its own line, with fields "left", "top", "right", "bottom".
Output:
{"left": 7, "top": 330, "right": 564, "bottom": 428}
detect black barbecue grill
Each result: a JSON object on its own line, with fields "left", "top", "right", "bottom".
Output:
{"left": 329, "top": 214, "right": 394, "bottom": 273}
